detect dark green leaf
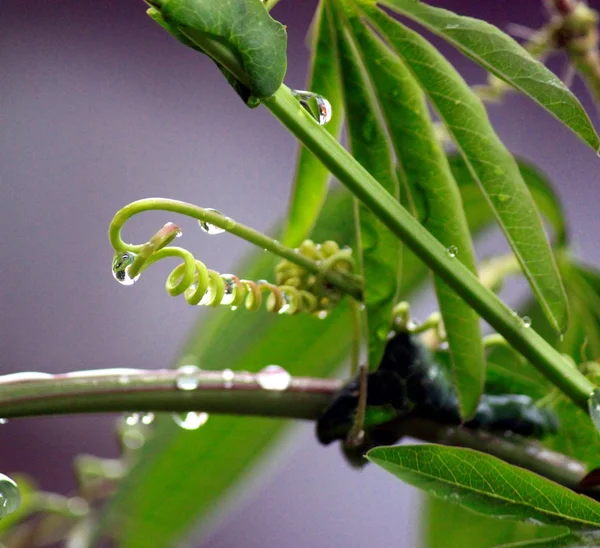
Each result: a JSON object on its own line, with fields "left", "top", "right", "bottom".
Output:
{"left": 147, "top": 0, "right": 287, "bottom": 101}
{"left": 378, "top": 0, "right": 600, "bottom": 152}
{"left": 426, "top": 497, "right": 568, "bottom": 548}
{"left": 339, "top": 0, "right": 483, "bottom": 416}
{"left": 331, "top": 2, "right": 401, "bottom": 369}
{"left": 283, "top": 0, "right": 344, "bottom": 247}
{"left": 357, "top": 0, "right": 570, "bottom": 334}
{"left": 368, "top": 444, "right": 600, "bottom": 530}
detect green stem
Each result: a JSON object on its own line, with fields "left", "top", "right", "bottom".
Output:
{"left": 0, "top": 369, "right": 339, "bottom": 420}
{"left": 263, "top": 85, "right": 594, "bottom": 409}
{"left": 109, "top": 198, "right": 362, "bottom": 300}
{"left": 0, "top": 369, "right": 593, "bottom": 495}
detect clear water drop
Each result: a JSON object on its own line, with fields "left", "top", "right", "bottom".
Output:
{"left": 256, "top": 365, "right": 292, "bottom": 391}
{"left": 446, "top": 245, "right": 458, "bottom": 258}
{"left": 176, "top": 365, "right": 201, "bottom": 391}
{"left": 112, "top": 252, "right": 139, "bottom": 286}
{"left": 0, "top": 474, "right": 20, "bottom": 518}
{"left": 220, "top": 275, "right": 236, "bottom": 306}
{"left": 521, "top": 316, "right": 532, "bottom": 328}
{"left": 291, "top": 90, "right": 332, "bottom": 125}
{"left": 199, "top": 209, "right": 226, "bottom": 235}
{"left": 278, "top": 292, "right": 291, "bottom": 315}
{"left": 222, "top": 368, "right": 235, "bottom": 389}
{"left": 172, "top": 411, "right": 209, "bottom": 430}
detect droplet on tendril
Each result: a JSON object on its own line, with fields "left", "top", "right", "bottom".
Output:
{"left": 291, "top": 90, "right": 332, "bottom": 125}
{"left": 222, "top": 368, "right": 235, "bottom": 389}
{"left": 176, "top": 365, "right": 201, "bottom": 391}
{"left": 199, "top": 208, "right": 226, "bottom": 235}
{"left": 256, "top": 365, "right": 292, "bottom": 391}
{"left": 278, "top": 292, "right": 291, "bottom": 315}
{"left": 112, "top": 252, "right": 139, "bottom": 286}
{"left": 172, "top": 411, "right": 209, "bottom": 430}
{"left": 521, "top": 316, "right": 532, "bottom": 328}
{"left": 446, "top": 245, "right": 458, "bottom": 259}
{"left": 220, "top": 275, "right": 236, "bottom": 306}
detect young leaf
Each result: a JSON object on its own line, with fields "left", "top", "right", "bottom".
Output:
{"left": 146, "top": 0, "right": 287, "bottom": 101}
{"left": 339, "top": 0, "right": 484, "bottom": 417}
{"left": 368, "top": 445, "right": 600, "bottom": 530}
{"left": 357, "top": 0, "right": 570, "bottom": 334}
{"left": 283, "top": 0, "right": 344, "bottom": 247}
{"left": 377, "top": 0, "right": 600, "bottom": 152}
{"left": 330, "top": 3, "right": 402, "bottom": 369}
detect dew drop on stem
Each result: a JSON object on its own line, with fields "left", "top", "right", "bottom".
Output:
{"left": 521, "top": 316, "right": 532, "bottom": 328}
{"left": 199, "top": 208, "right": 226, "bottom": 235}
{"left": 446, "top": 245, "right": 458, "bottom": 259}
{"left": 256, "top": 365, "right": 292, "bottom": 391}
{"left": 176, "top": 365, "right": 201, "bottom": 391}
{"left": 112, "top": 252, "right": 139, "bottom": 286}
{"left": 222, "top": 368, "right": 235, "bottom": 389}
{"left": 172, "top": 411, "right": 209, "bottom": 430}
{"left": 291, "top": 90, "right": 332, "bottom": 125}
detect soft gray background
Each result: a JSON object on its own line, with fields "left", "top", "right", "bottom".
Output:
{"left": 1, "top": 1, "right": 599, "bottom": 546}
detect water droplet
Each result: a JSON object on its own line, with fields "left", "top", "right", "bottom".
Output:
{"left": 521, "top": 316, "right": 532, "bottom": 328}
{"left": 256, "top": 365, "right": 292, "bottom": 391}
{"left": 172, "top": 411, "right": 209, "bottom": 430}
{"left": 0, "top": 474, "right": 21, "bottom": 518}
{"left": 222, "top": 368, "right": 235, "bottom": 389}
{"left": 317, "top": 310, "right": 329, "bottom": 320}
{"left": 446, "top": 245, "right": 458, "bottom": 258}
{"left": 0, "top": 419, "right": 7, "bottom": 425}
{"left": 141, "top": 412, "right": 155, "bottom": 425}
{"left": 164, "top": 221, "right": 183, "bottom": 239}
{"left": 176, "top": 364, "right": 201, "bottom": 391}
{"left": 220, "top": 275, "right": 236, "bottom": 306}
{"left": 291, "top": 90, "right": 332, "bottom": 125}
{"left": 278, "top": 292, "right": 291, "bottom": 315}
{"left": 124, "top": 412, "right": 154, "bottom": 427}
{"left": 125, "top": 413, "right": 141, "bottom": 427}
{"left": 112, "top": 252, "right": 139, "bottom": 286}
{"left": 199, "top": 208, "right": 226, "bottom": 235}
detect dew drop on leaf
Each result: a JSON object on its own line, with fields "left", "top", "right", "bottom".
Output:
{"left": 291, "top": 90, "right": 332, "bottom": 125}
{"left": 256, "top": 365, "right": 291, "bottom": 391}
{"left": 588, "top": 388, "right": 600, "bottom": 434}
{"left": 446, "top": 245, "right": 458, "bottom": 258}
{"left": 172, "top": 411, "right": 209, "bottom": 430}
{"left": 521, "top": 316, "right": 532, "bottom": 328}
{"left": 112, "top": 252, "right": 139, "bottom": 286}
{"left": 176, "top": 365, "right": 201, "bottom": 391}
{"left": 199, "top": 208, "right": 226, "bottom": 235}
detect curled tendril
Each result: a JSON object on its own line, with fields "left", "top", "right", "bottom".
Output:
{"left": 109, "top": 199, "right": 360, "bottom": 316}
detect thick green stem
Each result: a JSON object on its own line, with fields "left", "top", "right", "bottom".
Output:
{"left": 263, "top": 85, "right": 594, "bottom": 409}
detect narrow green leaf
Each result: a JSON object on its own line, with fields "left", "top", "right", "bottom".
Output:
{"left": 378, "top": 0, "right": 600, "bottom": 152}
{"left": 330, "top": 2, "right": 401, "bottom": 369}
{"left": 357, "top": 0, "right": 570, "bottom": 334}
{"left": 147, "top": 0, "right": 287, "bottom": 101}
{"left": 426, "top": 497, "right": 569, "bottom": 548}
{"left": 368, "top": 444, "right": 600, "bottom": 530}
{"left": 340, "top": 1, "right": 483, "bottom": 417}
{"left": 283, "top": 0, "right": 344, "bottom": 247}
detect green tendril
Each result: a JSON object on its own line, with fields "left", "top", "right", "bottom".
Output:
{"left": 109, "top": 198, "right": 362, "bottom": 315}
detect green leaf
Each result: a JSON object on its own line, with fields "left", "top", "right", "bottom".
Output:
{"left": 357, "top": 0, "right": 570, "bottom": 334}
{"left": 339, "top": 1, "right": 483, "bottom": 417}
{"left": 330, "top": 2, "right": 401, "bottom": 369}
{"left": 368, "top": 445, "right": 600, "bottom": 530}
{"left": 146, "top": 0, "right": 287, "bottom": 101}
{"left": 426, "top": 497, "right": 569, "bottom": 548}
{"left": 377, "top": 0, "right": 600, "bottom": 152}
{"left": 282, "top": 0, "right": 344, "bottom": 247}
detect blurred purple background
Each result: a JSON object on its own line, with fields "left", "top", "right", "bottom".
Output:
{"left": 1, "top": 1, "right": 599, "bottom": 546}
